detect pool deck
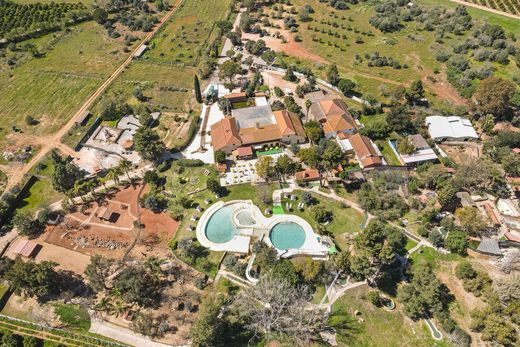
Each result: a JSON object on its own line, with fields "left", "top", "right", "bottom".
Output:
{"left": 196, "top": 200, "right": 328, "bottom": 258}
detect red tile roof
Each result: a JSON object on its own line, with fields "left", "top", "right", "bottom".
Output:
{"left": 484, "top": 203, "right": 501, "bottom": 226}
{"left": 295, "top": 168, "right": 320, "bottom": 182}
{"left": 210, "top": 118, "right": 241, "bottom": 152}
{"left": 348, "top": 133, "right": 383, "bottom": 168}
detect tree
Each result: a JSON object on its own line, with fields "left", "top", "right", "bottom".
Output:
{"left": 113, "top": 264, "right": 163, "bottom": 307}
{"left": 133, "top": 127, "right": 165, "bottom": 161}
{"left": 191, "top": 75, "right": 202, "bottom": 104}
{"left": 502, "top": 154, "right": 520, "bottom": 176}
{"left": 143, "top": 170, "right": 162, "bottom": 187}
{"left": 233, "top": 274, "right": 330, "bottom": 345}
{"left": 406, "top": 80, "right": 424, "bottom": 104}
{"left": 303, "top": 121, "right": 323, "bottom": 144}
{"left": 118, "top": 159, "right": 133, "bottom": 182}
{"left": 283, "top": 66, "right": 298, "bottom": 82}
{"left": 397, "top": 137, "right": 416, "bottom": 155}
{"left": 321, "top": 140, "right": 344, "bottom": 170}
{"left": 84, "top": 255, "right": 114, "bottom": 292}
{"left": 386, "top": 104, "right": 414, "bottom": 134}
{"left": 298, "top": 147, "right": 319, "bottom": 169}
{"left": 5, "top": 258, "right": 59, "bottom": 300}
{"left": 292, "top": 257, "right": 322, "bottom": 283}
{"left": 255, "top": 156, "right": 275, "bottom": 180}
{"left": 133, "top": 87, "right": 146, "bottom": 102}
{"left": 218, "top": 60, "right": 240, "bottom": 83}
{"left": 92, "top": 8, "right": 108, "bottom": 24}
{"left": 338, "top": 78, "right": 355, "bottom": 95}
{"left": 326, "top": 64, "right": 340, "bottom": 86}
{"left": 444, "top": 230, "right": 468, "bottom": 255}
{"left": 493, "top": 273, "right": 520, "bottom": 304}
{"left": 454, "top": 207, "right": 486, "bottom": 236}
{"left": 311, "top": 205, "right": 332, "bottom": 223}
{"left": 276, "top": 155, "right": 298, "bottom": 177}
{"left": 51, "top": 150, "right": 84, "bottom": 193}
{"left": 22, "top": 336, "right": 39, "bottom": 347}
{"left": 474, "top": 76, "right": 515, "bottom": 119}
{"left": 12, "top": 212, "right": 43, "bottom": 238}
{"left": 397, "top": 264, "right": 450, "bottom": 320}
{"left": 99, "top": 97, "right": 131, "bottom": 121}
{"left": 191, "top": 294, "right": 226, "bottom": 346}
{"left": 206, "top": 178, "right": 221, "bottom": 194}
{"left": 132, "top": 312, "right": 170, "bottom": 338}
{"left": 437, "top": 184, "right": 458, "bottom": 208}
{"left": 2, "top": 332, "right": 18, "bottom": 347}
{"left": 214, "top": 150, "right": 226, "bottom": 164}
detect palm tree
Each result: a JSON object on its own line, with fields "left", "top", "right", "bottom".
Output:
{"left": 94, "top": 296, "right": 112, "bottom": 313}
{"left": 64, "top": 189, "right": 75, "bottom": 205}
{"left": 118, "top": 159, "right": 132, "bottom": 182}
{"left": 106, "top": 167, "right": 120, "bottom": 187}
{"left": 85, "top": 180, "right": 97, "bottom": 199}
{"left": 305, "top": 99, "right": 313, "bottom": 122}
{"left": 145, "top": 257, "right": 164, "bottom": 281}
{"left": 74, "top": 181, "right": 86, "bottom": 203}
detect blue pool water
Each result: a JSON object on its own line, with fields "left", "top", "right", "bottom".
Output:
{"left": 270, "top": 222, "right": 306, "bottom": 250}
{"left": 205, "top": 205, "right": 237, "bottom": 243}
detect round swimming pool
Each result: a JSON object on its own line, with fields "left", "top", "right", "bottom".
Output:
{"left": 270, "top": 222, "right": 306, "bottom": 250}
{"left": 205, "top": 204, "right": 237, "bottom": 243}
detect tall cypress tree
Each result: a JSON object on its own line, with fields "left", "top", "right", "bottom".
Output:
{"left": 194, "top": 74, "right": 202, "bottom": 104}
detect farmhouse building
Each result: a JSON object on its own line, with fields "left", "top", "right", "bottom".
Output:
{"left": 210, "top": 107, "right": 306, "bottom": 154}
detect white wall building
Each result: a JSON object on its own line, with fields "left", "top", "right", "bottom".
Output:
{"left": 425, "top": 116, "right": 478, "bottom": 142}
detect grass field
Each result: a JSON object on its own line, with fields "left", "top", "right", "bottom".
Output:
{"left": 145, "top": 0, "right": 233, "bottom": 66}
{"left": 52, "top": 303, "right": 91, "bottom": 331}
{"left": 282, "top": 190, "right": 365, "bottom": 251}
{"left": 16, "top": 156, "right": 63, "bottom": 213}
{"left": 0, "top": 21, "right": 134, "bottom": 149}
{"left": 331, "top": 286, "right": 452, "bottom": 347}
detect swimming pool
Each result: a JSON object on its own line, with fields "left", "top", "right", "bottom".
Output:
{"left": 270, "top": 222, "right": 306, "bottom": 250}
{"left": 205, "top": 204, "right": 237, "bottom": 243}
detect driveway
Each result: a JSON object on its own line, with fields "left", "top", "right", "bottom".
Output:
{"left": 90, "top": 321, "right": 178, "bottom": 347}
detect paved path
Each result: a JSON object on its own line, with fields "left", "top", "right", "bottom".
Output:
{"left": 90, "top": 321, "right": 175, "bottom": 347}
{"left": 5, "top": 1, "right": 183, "bottom": 190}
{"left": 448, "top": 0, "right": 520, "bottom": 20}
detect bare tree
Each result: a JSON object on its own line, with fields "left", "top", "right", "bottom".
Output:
{"left": 496, "top": 249, "right": 520, "bottom": 274}
{"left": 232, "top": 274, "right": 327, "bottom": 345}
{"left": 493, "top": 273, "right": 520, "bottom": 304}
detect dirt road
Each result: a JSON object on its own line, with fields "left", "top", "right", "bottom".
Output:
{"left": 5, "top": 1, "right": 183, "bottom": 190}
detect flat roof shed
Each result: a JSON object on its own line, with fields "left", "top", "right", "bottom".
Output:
{"left": 12, "top": 240, "right": 39, "bottom": 258}
{"left": 75, "top": 110, "right": 91, "bottom": 126}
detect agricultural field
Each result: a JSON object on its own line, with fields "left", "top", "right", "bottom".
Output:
{"left": 260, "top": 0, "right": 520, "bottom": 105}
{"left": 145, "top": 0, "right": 233, "bottom": 66}
{"left": 0, "top": 21, "right": 137, "bottom": 151}
{"left": 465, "top": 0, "right": 520, "bottom": 15}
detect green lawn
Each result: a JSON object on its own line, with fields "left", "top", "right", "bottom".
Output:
{"left": 52, "top": 303, "right": 91, "bottom": 331}
{"left": 376, "top": 140, "right": 401, "bottom": 166}
{"left": 273, "top": 205, "right": 285, "bottom": 214}
{"left": 284, "top": 190, "right": 365, "bottom": 251}
{"left": 16, "top": 156, "right": 63, "bottom": 213}
{"left": 331, "top": 286, "right": 452, "bottom": 347}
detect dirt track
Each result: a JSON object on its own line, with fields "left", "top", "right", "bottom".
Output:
{"left": 4, "top": 1, "right": 183, "bottom": 190}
